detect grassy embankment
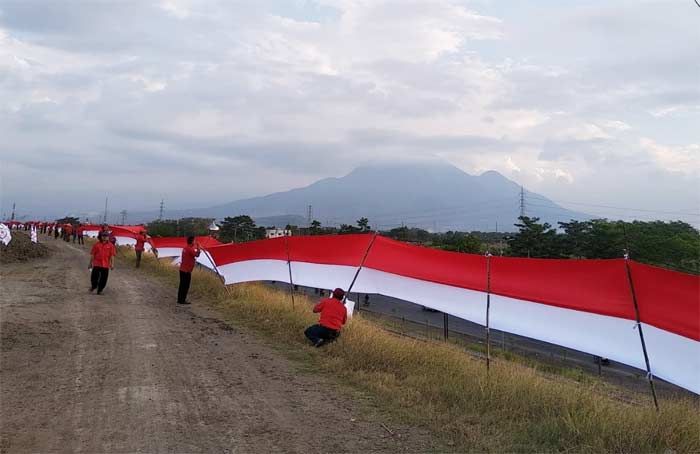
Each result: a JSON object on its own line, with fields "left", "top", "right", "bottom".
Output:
{"left": 118, "top": 248, "right": 700, "bottom": 452}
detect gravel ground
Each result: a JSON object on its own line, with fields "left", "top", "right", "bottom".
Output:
{"left": 0, "top": 236, "right": 440, "bottom": 453}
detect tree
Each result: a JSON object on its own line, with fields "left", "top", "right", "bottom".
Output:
{"left": 55, "top": 216, "right": 80, "bottom": 225}
{"left": 434, "top": 231, "right": 483, "bottom": 253}
{"left": 508, "top": 216, "right": 561, "bottom": 258}
{"left": 454, "top": 234, "right": 483, "bottom": 253}
{"left": 558, "top": 220, "right": 592, "bottom": 258}
{"left": 310, "top": 220, "right": 322, "bottom": 235}
{"left": 357, "top": 217, "right": 371, "bottom": 232}
{"left": 147, "top": 218, "right": 212, "bottom": 237}
{"left": 147, "top": 219, "right": 179, "bottom": 236}
{"left": 338, "top": 224, "right": 360, "bottom": 234}
{"left": 177, "top": 217, "right": 213, "bottom": 236}
{"left": 219, "top": 215, "right": 261, "bottom": 243}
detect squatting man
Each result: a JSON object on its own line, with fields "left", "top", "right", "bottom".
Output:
{"left": 304, "top": 288, "right": 348, "bottom": 347}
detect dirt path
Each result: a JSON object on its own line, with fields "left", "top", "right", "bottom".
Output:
{"left": 1, "top": 237, "right": 437, "bottom": 453}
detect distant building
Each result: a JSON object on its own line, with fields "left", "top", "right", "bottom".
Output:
{"left": 265, "top": 228, "right": 291, "bottom": 239}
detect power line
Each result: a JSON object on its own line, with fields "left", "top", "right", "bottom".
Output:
{"left": 324, "top": 196, "right": 519, "bottom": 224}
{"left": 374, "top": 203, "right": 522, "bottom": 231}
{"left": 527, "top": 195, "right": 700, "bottom": 217}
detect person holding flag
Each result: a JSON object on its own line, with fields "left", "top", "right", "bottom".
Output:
{"left": 77, "top": 224, "right": 85, "bottom": 245}
{"left": 177, "top": 236, "right": 200, "bottom": 305}
{"left": 89, "top": 232, "right": 116, "bottom": 295}
{"left": 304, "top": 288, "right": 348, "bottom": 347}
{"left": 134, "top": 231, "right": 149, "bottom": 268}
{"left": 63, "top": 224, "right": 73, "bottom": 242}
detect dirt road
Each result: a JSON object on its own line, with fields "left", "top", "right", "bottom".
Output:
{"left": 1, "top": 238, "right": 437, "bottom": 453}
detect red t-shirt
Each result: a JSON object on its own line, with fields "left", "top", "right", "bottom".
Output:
{"left": 313, "top": 297, "right": 348, "bottom": 331}
{"left": 180, "top": 245, "right": 200, "bottom": 273}
{"left": 91, "top": 242, "right": 116, "bottom": 268}
{"left": 135, "top": 236, "right": 146, "bottom": 252}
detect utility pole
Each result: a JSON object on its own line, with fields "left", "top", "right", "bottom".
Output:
{"left": 159, "top": 199, "right": 164, "bottom": 220}
{"left": 307, "top": 205, "right": 313, "bottom": 227}
{"left": 10, "top": 202, "right": 16, "bottom": 221}
{"left": 120, "top": 210, "right": 127, "bottom": 225}
{"left": 103, "top": 197, "right": 109, "bottom": 224}
{"left": 519, "top": 186, "right": 525, "bottom": 218}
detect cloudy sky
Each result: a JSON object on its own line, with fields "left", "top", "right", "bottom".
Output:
{"left": 1, "top": 0, "right": 698, "bottom": 224}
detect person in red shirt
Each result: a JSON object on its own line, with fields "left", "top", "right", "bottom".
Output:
{"left": 177, "top": 236, "right": 201, "bottom": 305}
{"left": 89, "top": 233, "right": 116, "bottom": 295}
{"left": 134, "top": 231, "right": 149, "bottom": 268}
{"left": 77, "top": 224, "right": 85, "bottom": 245}
{"left": 304, "top": 288, "right": 348, "bottom": 347}
{"left": 63, "top": 224, "right": 73, "bottom": 242}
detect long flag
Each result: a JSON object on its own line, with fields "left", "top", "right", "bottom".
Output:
{"left": 204, "top": 234, "right": 700, "bottom": 395}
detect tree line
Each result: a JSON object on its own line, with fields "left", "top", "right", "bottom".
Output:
{"left": 143, "top": 215, "right": 698, "bottom": 274}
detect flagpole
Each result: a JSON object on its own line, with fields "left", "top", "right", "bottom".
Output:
{"left": 621, "top": 224, "right": 659, "bottom": 410}
{"left": 624, "top": 253, "right": 659, "bottom": 411}
{"left": 485, "top": 252, "right": 492, "bottom": 373}
{"left": 203, "top": 248, "right": 232, "bottom": 297}
{"left": 284, "top": 235, "right": 295, "bottom": 308}
{"left": 343, "top": 230, "right": 379, "bottom": 306}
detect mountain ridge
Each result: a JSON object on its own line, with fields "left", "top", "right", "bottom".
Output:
{"left": 129, "top": 162, "right": 588, "bottom": 230}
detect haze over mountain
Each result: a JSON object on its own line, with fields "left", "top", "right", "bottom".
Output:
{"left": 130, "top": 162, "right": 587, "bottom": 231}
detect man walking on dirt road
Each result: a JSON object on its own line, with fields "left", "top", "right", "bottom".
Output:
{"left": 177, "top": 236, "right": 200, "bottom": 305}
{"left": 89, "top": 232, "right": 116, "bottom": 295}
{"left": 304, "top": 288, "right": 348, "bottom": 347}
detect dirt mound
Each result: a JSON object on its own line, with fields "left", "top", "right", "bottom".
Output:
{"left": 0, "top": 231, "right": 50, "bottom": 264}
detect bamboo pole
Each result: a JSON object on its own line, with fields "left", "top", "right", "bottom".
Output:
{"left": 343, "top": 231, "right": 379, "bottom": 304}
{"left": 485, "top": 252, "right": 492, "bottom": 372}
{"left": 202, "top": 248, "right": 231, "bottom": 296}
{"left": 625, "top": 253, "right": 660, "bottom": 411}
{"left": 285, "top": 235, "right": 295, "bottom": 308}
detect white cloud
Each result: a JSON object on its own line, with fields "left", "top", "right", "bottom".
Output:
{"left": 640, "top": 138, "right": 700, "bottom": 176}
{"left": 534, "top": 167, "right": 574, "bottom": 184}
{"left": 129, "top": 74, "right": 167, "bottom": 92}
{"left": 601, "top": 120, "right": 631, "bottom": 132}
{"left": 159, "top": 0, "right": 191, "bottom": 19}
{"left": 0, "top": 0, "right": 697, "bottom": 224}
{"left": 505, "top": 156, "right": 521, "bottom": 173}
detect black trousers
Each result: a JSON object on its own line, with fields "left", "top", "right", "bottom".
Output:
{"left": 90, "top": 267, "right": 110, "bottom": 292}
{"left": 135, "top": 250, "right": 142, "bottom": 268}
{"left": 178, "top": 271, "right": 192, "bottom": 303}
{"left": 304, "top": 324, "right": 339, "bottom": 345}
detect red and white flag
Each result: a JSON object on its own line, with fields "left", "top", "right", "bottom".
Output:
{"left": 204, "top": 234, "right": 700, "bottom": 395}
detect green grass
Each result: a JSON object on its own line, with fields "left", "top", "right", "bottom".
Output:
{"left": 118, "top": 248, "right": 700, "bottom": 452}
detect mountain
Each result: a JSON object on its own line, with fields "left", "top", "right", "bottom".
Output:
{"left": 131, "top": 161, "right": 588, "bottom": 231}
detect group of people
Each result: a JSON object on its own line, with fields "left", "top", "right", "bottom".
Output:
{"left": 43, "top": 223, "right": 85, "bottom": 244}
{"left": 86, "top": 225, "right": 149, "bottom": 295}
{"left": 84, "top": 227, "right": 199, "bottom": 306}
{"left": 80, "top": 226, "right": 348, "bottom": 346}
